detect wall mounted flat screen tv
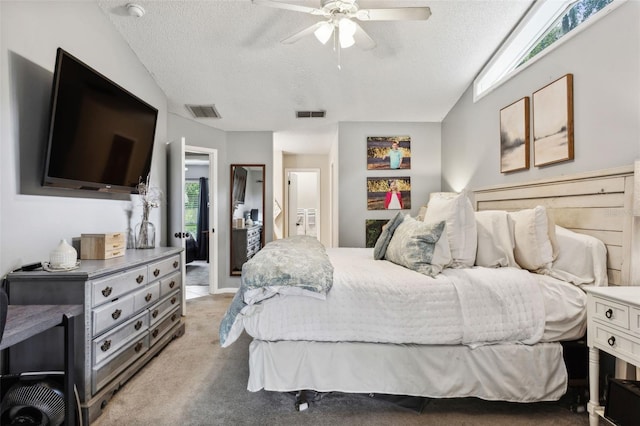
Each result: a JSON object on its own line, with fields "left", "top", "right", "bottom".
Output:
{"left": 43, "top": 48, "right": 158, "bottom": 194}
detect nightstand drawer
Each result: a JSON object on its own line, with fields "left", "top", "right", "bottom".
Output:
{"left": 593, "top": 325, "right": 640, "bottom": 365}
{"left": 593, "top": 296, "right": 629, "bottom": 330}
{"left": 632, "top": 307, "right": 640, "bottom": 336}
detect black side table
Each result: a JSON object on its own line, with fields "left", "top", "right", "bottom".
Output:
{"left": 0, "top": 304, "right": 83, "bottom": 426}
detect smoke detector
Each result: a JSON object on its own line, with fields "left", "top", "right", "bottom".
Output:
{"left": 126, "top": 3, "right": 146, "bottom": 18}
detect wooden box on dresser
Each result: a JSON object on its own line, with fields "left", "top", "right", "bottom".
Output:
{"left": 6, "top": 247, "right": 184, "bottom": 424}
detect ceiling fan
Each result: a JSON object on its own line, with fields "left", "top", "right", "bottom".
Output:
{"left": 252, "top": 0, "right": 432, "bottom": 50}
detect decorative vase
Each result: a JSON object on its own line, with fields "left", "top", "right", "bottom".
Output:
{"left": 135, "top": 206, "right": 156, "bottom": 249}
{"left": 49, "top": 239, "right": 78, "bottom": 268}
{"left": 126, "top": 227, "right": 136, "bottom": 249}
{"left": 135, "top": 220, "right": 156, "bottom": 249}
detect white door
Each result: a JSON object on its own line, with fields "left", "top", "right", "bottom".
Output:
{"left": 287, "top": 172, "right": 299, "bottom": 237}
{"left": 167, "top": 138, "right": 187, "bottom": 313}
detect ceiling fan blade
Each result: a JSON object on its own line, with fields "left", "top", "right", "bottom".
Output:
{"left": 281, "top": 22, "right": 325, "bottom": 44}
{"left": 252, "top": 0, "right": 328, "bottom": 16}
{"left": 353, "top": 22, "right": 376, "bottom": 50}
{"left": 356, "top": 7, "right": 432, "bottom": 21}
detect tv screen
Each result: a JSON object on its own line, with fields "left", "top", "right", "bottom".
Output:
{"left": 43, "top": 48, "right": 158, "bottom": 193}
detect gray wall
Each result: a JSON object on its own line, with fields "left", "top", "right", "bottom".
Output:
{"left": 442, "top": 1, "right": 640, "bottom": 192}
{"left": 338, "top": 122, "right": 441, "bottom": 247}
{"left": 0, "top": 2, "right": 167, "bottom": 275}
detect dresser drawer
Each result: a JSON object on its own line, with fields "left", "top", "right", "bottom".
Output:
{"left": 93, "top": 311, "right": 148, "bottom": 365}
{"left": 92, "top": 334, "right": 149, "bottom": 394}
{"left": 92, "top": 266, "right": 147, "bottom": 307}
{"left": 159, "top": 271, "right": 181, "bottom": 296}
{"left": 592, "top": 296, "right": 629, "bottom": 330}
{"left": 133, "top": 282, "right": 160, "bottom": 311}
{"left": 148, "top": 255, "right": 181, "bottom": 281}
{"left": 149, "top": 306, "right": 181, "bottom": 346}
{"left": 93, "top": 293, "right": 136, "bottom": 335}
{"left": 631, "top": 307, "right": 640, "bottom": 337}
{"left": 593, "top": 325, "right": 640, "bottom": 365}
{"left": 150, "top": 290, "right": 181, "bottom": 326}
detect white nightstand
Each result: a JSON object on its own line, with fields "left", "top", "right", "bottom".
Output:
{"left": 585, "top": 286, "right": 640, "bottom": 426}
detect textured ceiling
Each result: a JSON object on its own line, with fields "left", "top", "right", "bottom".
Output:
{"left": 96, "top": 0, "right": 532, "bottom": 153}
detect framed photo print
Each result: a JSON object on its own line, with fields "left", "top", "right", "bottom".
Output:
{"left": 366, "top": 136, "right": 411, "bottom": 170}
{"left": 365, "top": 219, "right": 388, "bottom": 248}
{"left": 499, "top": 97, "right": 530, "bottom": 173}
{"left": 533, "top": 74, "right": 574, "bottom": 167}
{"left": 367, "top": 177, "right": 411, "bottom": 210}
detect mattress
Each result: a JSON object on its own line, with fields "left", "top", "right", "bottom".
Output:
{"left": 248, "top": 339, "right": 568, "bottom": 402}
{"left": 242, "top": 248, "right": 586, "bottom": 344}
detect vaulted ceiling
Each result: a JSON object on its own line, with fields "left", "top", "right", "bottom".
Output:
{"left": 97, "top": 0, "right": 533, "bottom": 152}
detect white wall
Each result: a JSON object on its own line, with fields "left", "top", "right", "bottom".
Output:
{"left": 0, "top": 2, "right": 167, "bottom": 274}
{"left": 442, "top": 1, "right": 640, "bottom": 192}
{"left": 338, "top": 122, "right": 441, "bottom": 247}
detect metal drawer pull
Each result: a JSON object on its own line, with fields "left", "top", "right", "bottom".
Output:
{"left": 135, "top": 320, "right": 143, "bottom": 330}
{"left": 171, "top": 313, "right": 178, "bottom": 322}
{"left": 145, "top": 293, "right": 152, "bottom": 302}
{"left": 136, "top": 275, "right": 144, "bottom": 284}
{"left": 102, "top": 286, "right": 112, "bottom": 297}
{"left": 134, "top": 342, "right": 143, "bottom": 353}
{"left": 112, "top": 309, "right": 122, "bottom": 320}
{"left": 101, "top": 340, "right": 111, "bottom": 352}
{"left": 153, "top": 268, "right": 160, "bottom": 277}
{"left": 173, "top": 261, "right": 179, "bottom": 268}
{"left": 169, "top": 281, "right": 176, "bottom": 289}
{"left": 608, "top": 336, "right": 616, "bottom": 346}
{"left": 152, "top": 309, "right": 159, "bottom": 318}
{"left": 152, "top": 329, "right": 159, "bottom": 338}
{"left": 171, "top": 297, "right": 177, "bottom": 305}
{"left": 605, "top": 308, "right": 613, "bottom": 319}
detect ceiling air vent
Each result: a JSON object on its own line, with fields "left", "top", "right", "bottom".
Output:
{"left": 186, "top": 104, "right": 221, "bottom": 119}
{"left": 296, "top": 110, "right": 326, "bottom": 118}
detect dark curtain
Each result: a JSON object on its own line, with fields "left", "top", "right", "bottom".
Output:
{"left": 196, "top": 177, "right": 209, "bottom": 261}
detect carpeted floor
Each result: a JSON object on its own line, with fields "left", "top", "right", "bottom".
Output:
{"left": 93, "top": 294, "right": 589, "bottom": 426}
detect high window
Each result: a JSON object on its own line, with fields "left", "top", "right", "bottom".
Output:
{"left": 474, "top": 0, "right": 623, "bottom": 101}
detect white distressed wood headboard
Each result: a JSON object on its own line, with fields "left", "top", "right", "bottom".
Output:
{"left": 472, "top": 164, "right": 639, "bottom": 287}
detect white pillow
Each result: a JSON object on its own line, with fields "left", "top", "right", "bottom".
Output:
{"left": 547, "top": 225, "right": 608, "bottom": 286}
{"left": 474, "top": 210, "right": 518, "bottom": 268}
{"left": 508, "top": 206, "right": 558, "bottom": 272}
{"left": 424, "top": 192, "right": 477, "bottom": 268}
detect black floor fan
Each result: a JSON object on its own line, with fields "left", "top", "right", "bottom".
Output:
{"left": 0, "top": 371, "right": 82, "bottom": 426}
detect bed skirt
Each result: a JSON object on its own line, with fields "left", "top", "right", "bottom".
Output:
{"left": 248, "top": 340, "right": 568, "bottom": 403}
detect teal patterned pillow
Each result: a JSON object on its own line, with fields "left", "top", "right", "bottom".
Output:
{"left": 384, "top": 217, "right": 447, "bottom": 277}
{"left": 373, "top": 212, "right": 406, "bottom": 260}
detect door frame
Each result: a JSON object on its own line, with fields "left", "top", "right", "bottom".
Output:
{"left": 184, "top": 145, "right": 219, "bottom": 294}
{"left": 284, "top": 168, "right": 321, "bottom": 240}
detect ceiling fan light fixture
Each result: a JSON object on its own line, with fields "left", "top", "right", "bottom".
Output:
{"left": 338, "top": 18, "right": 356, "bottom": 48}
{"left": 314, "top": 21, "right": 334, "bottom": 45}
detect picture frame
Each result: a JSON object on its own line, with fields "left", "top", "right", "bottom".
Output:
{"left": 499, "top": 97, "right": 530, "bottom": 173}
{"left": 365, "top": 219, "right": 388, "bottom": 248}
{"left": 366, "top": 136, "right": 411, "bottom": 170}
{"left": 533, "top": 74, "right": 574, "bottom": 167}
{"left": 367, "top": 177, "right": 411, "bottom": 210}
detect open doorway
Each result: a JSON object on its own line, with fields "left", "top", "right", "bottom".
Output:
{"left": 184, "top": 150, "right": 214, "bottom": 300}
{"left": 285, "top": 168, "right": 321, "bottom": 240}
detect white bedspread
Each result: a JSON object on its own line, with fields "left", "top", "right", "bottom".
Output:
{"left": 241, "top": 248, "right": 585, "bottom": 346}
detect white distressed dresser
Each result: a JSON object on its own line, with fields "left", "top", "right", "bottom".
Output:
{"left": 7, "top": 247, "right": 184, "bottom": 424}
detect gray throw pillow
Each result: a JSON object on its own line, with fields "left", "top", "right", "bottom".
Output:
{"left": 384, "top": 218, "right": 446, "bottom": 277}
{"left": 373, "top": 212, "right": 406, "bottom": 260}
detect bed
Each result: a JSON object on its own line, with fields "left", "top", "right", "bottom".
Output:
{"left": 220, "top": 164, "right": 639, "bottom": 411}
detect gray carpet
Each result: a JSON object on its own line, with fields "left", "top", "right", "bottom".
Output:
{"left": 93, "top": 294, "right": 589, "bottom": 426}
{"left": 185, "top": 261, "right": 209, "bottom": 286}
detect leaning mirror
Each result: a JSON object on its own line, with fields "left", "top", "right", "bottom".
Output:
{"left": 230, "top": 164, "right": 265, "bottom": 276}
